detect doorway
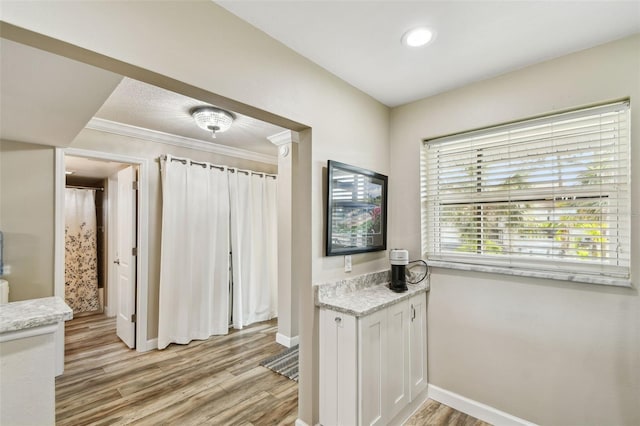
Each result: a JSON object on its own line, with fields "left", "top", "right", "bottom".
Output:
{"left": 64, "top": 172, "right": 107, "bottom": 316}
{"left": 55, "top": 148, "right": 151, "bottom": 353}
{"left": 64, "top": 154, "right": 138, "bottom": 348}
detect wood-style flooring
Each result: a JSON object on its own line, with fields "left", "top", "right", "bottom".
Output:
{"left": 405, "top": 400, "right": 491, "bottom": 426}
{"left": 56, "top": 315, "right": 298, "bottom": 425}
{"left": 57, "top": 314, "right": 489, "bottom": 426}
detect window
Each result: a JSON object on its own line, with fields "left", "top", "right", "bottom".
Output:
{"left": 421, "top": 101, "right": 631, "bottom": 286}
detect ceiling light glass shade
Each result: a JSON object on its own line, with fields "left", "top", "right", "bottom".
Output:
{"left": 191, "top": 106, "right": 235, "bottom": 138}
{"left": 402, "top": 27, "right": 434, "bottom": 47}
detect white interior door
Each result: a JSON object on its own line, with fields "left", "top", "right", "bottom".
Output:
{"left": 116, "top": 166, "right": 136, "bottom": 348}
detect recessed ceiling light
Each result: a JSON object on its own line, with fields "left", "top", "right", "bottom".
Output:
{"left": 402, "top": 27, "right": 434, "bottom": 48}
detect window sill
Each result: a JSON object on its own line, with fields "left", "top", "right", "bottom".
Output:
{"left": 426, "top": 260, "right": 632, "bottom": 288}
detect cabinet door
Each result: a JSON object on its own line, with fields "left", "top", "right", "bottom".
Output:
{"left": 358, "top": 308, "right": 387, "bottom": 426}
{"left": 386, "top": 299, "right": 410, "bottom": 420}
{"left": 320, "top": 309, "right": 357, "bottom": 426}
{"left": 409, "top": 293, "right": 428, "bottom": 399}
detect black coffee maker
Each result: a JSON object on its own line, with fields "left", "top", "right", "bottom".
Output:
{"left": 389, "top": 249, "right": 409, "bottom": 293}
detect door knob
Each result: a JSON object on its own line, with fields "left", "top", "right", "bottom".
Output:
{"left": 114, "top": 259, "right": 121, "bottom": 265}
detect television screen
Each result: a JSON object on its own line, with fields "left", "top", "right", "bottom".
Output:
{"left": 326, "top": 160, "right": 388, "bottom": 256}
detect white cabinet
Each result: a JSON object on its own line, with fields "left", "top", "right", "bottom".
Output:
{"left": 385, "top": 298, "right": 411, "bottom": 420}
{"left": 409, "top": 292, "right": 428, "bottom": 398}
{"left": 319, "top": 292, "right": 427, "bottom": 426}
{"left": 319, "top": 310, "right": 357, "bottom": 426}
{"left": 358, "top": 308, "right": 387, "bottom": 426}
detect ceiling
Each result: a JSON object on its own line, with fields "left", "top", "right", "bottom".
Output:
{"left": 65, "top": 155, "right": 129, "bottom": 179}
{"left": 0, "top": 38, "right": 122, "bottom": 147}
{"left": 2, "top": 2, "right": 638, "bottom": 154}
{"left": 218, "top": 1, "right": 640, "bottom": 107}
{"left": 94, "top": 78, "right": 284, "bottom": 156}
{"left": 0, "top": 40, "right": 284, "bottom": 156}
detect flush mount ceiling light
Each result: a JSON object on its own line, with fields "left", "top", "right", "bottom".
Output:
{"left": 402, "top": 27, "right": 435, "bottom": 48}
{"left": 191, "top": 106, "right": 235, "bottom": 139}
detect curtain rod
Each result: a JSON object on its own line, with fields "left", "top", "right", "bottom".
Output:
{"left": 167, "top": 156, "right": 226, "bottom": 171}
{"left": 66, "top": 185, "right": 104, "bottom": 191}
{"left": 160, "top": 155, "right": 277, "bottom": 179}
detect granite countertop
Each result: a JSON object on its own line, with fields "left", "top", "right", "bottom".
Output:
{"left": 316, "top": 281, "right": 428, "bottom": 317}
{"left": 0, "top": 296, "right": 73, "bottom": 334}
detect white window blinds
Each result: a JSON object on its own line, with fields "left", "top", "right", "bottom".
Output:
{"left": 421, "top": 101, "right": 631, "bottom": 286}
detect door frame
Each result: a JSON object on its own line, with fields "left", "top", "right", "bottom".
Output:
{"left": 55, "top": 147, "right": 151, "bottom": 352}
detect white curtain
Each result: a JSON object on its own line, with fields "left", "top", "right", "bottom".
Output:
{"left": 65, "top": 188, "right": 100, "bottom": 313}
{"left": 229, "top": 170, "right": 278, "bottom": 329}
{"left": 158, "top": 156, "right": 230, "bottom": 349}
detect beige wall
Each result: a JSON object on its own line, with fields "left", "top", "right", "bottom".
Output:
{"left": 0, "top": 140, "right": 54, "bottom": 301}
{"left": 0, "top": 0, "right": 391, "bottom": 279}
{"left": 389, "top": 35, "right": 640, "bottom": 425}
{"left": 1, "top": 2, "right": 390, "bottom": 423}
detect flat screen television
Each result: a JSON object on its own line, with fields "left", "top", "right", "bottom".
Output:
{"left": 326, "top": 160, "right": 388, "bottom": 256}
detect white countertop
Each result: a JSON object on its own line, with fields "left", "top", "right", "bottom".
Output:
{"left": 0, "top": 297, "right": 73, "bottom": 334}
{"left": 316, "top": 281, "right": 428, "bottom": 317}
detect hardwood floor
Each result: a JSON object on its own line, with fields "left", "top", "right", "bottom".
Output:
{"left": 57, "top": 314, "right": 488, "bottom": 426}
{"left": 56, "top": 315, "right": 298, "bottom": 425}
{"left": 405, "top": 400, "right": 491, "bottom": 426}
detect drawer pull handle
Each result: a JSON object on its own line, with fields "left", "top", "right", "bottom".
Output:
{"left": 335, "top": 317, "right": 342, "bottom": 323}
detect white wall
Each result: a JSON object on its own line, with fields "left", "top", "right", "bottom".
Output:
{"left": 275, "top": 138, "right": 298, "bottom": 345}
{"left": 389, "top": 35, "right": 640, "bottom": 425}
{"left": 0, "top": 2, "right": 390, "bottom": 423}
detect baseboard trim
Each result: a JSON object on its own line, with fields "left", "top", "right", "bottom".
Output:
{"left": 428, "top": 384, "right": 537, "bottom": 426}
{"left": 276, "top": 332, "right": 299, "bottom": 348}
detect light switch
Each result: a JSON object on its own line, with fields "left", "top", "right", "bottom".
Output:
{"left": 345, "top": 255, "right": 352, "bottom": 272}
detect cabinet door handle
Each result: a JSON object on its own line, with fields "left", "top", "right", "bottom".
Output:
{"left": 411, "top": 305, "right": 416, "bottom": 321}
{"left": 335, "top": 317, "right": 342, "bottom": 324}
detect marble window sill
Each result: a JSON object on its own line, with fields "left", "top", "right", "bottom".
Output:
{"left": 427, "top": 260, "right": 632, "bottom": 288}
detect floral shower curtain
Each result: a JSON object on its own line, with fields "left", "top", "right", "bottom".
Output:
{"left": 65, "top": 188, "right": 100, "bottom": 313}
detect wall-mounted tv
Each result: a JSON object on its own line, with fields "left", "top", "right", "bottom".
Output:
{"left": 326, "top": 160, "right": 388, "bottom": 256}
